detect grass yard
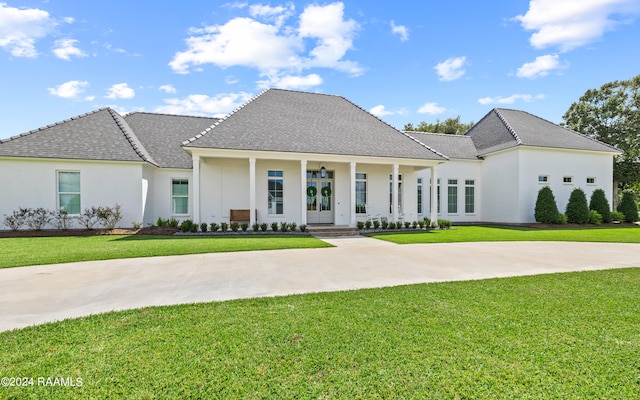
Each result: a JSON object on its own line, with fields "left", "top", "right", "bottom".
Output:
{"left": 369, "top": 225, "right": 640, "bottom": 244}
{"left": 0, "top": 235, "right": 332, "bottom": 269}
{"left": 1, "top": 268, "right": 639, "bottom": 398}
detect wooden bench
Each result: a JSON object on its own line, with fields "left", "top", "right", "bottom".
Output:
{"left": 230, "top": 209, "right": 255, "bottom": 224}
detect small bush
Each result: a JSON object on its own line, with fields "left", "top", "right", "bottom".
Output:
{"left": 156, "top": 217, "right": 168, "bottom": 227}
{"left": 168, "top": 218, "right": 179, "bottom": 228}
{"left": 611, "top": 211, "right": 625, "bottom": 222}
{"left": 96, "top": 204, "right": 123, "bottom": 230}
{"left": 299, "top": 224, "right": 307, "bottom": 232}
{"left": 565, "top": 188, "right": 590, "bottom": 224}
{"left": 417, "top": 220, "right": 424, "bottom": 229}
{"left": 241, "top": 223, "right": 249, "bottom": 232}
{"left": 270, "top": 222, "right": 279, "bottom": 232}
{"left": 373, "top": 220, "right": 380, "bottom": 229}
{"left": 559, "top": 213, "right": 568, "bottom": 225}
{"left": 200, "top": 222, "right": 208, "bottom": 232}
{"left": 589, "top": 189, "right": 612, "bottom": 223}
{"left": 617, "top": 190, "right": 639, "bottom": 222}
{"left": 535, "top": 186, "right": 561, "bottom": 224}
{"left": 132, "top": 221, "right": 142, "bottom": 230}
{"left": 438, "top": 219, "right": 451, "bottom": 229}
{"left": 412, "top": 221, "right": 418, "bottom": 229}
{"left": 252, "top": 223, "right": 259, "bottom": 231}
{"left": 220, "top": 222, "right": 229, "bottom": 232}
{"left": 260, "top": 223, "right": 268, "bottom": 232}
{"left": 190, "top": 223, "right": 198, "bottom": 233}
{"left": 180, "top": 219, "right": 194, "bottom": 232}
{"left": 381, "top": 220, "right": 388, "bottom": 229}
{"left": 3, "top": 208, "right": 27, "bottom": 231}
{"left": 23, "top": 207, "right": 51, "bottom": 230}
{"left": 357, "top": 221, "right": 364, "bottom": 230}
{"left": 50, "top": 209, "right": 73, "bottom": 230}
{"left": 289, "top": 222, "right": 297, "bottom": 232}
{"left": 589, "top": 210, "right": 603, "bottom": 225}
{"left": 364, "top": 220, "right": 372, "bottom": 229}
{"left": 404, "top": 221, "right": 411, "bottom": 229}
{"left": 210, "top": 222, "right": 220, "bottom": 232}
{"left": 78, "top": 207, "right": 99, "bottom": 230}
{"left": 280, "top": 222, "right": 289, "bottom": 232}
{"left": 230, "top": 222, "right": 240, "bottom": 232}
{"left": 423, "top": 218, "right": 431, "bottom": 228}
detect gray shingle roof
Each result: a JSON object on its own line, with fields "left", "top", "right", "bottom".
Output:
{"left": 183, "top": 89, "right": 447, "bottom": 161}
{"left": 0, "top": 108, "right": 151, "bottom": 163}
{"left": 466, "top": 108, "right": 622, "bottom": 155}
{"left": 406, "top": 132, "right": 478, "bottom": 160}
{"left": 123, "top": 112, "right": 220, "bottom": 169}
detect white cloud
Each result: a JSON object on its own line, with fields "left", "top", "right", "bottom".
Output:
{"left": 478, "top": 94, "right": 545, "bottom": 105}
{"left": 155, "top": 92, "right": 253, "bottom": 116}
{"left": 48, "top": 80, "right": 88, "bottom": 99}
{"left": 0, "top": 3, "right": 55, "bottom": 57}
{"left": 434, "top": 56, "right": 467, "bottom": 81}
{"left": 257, "top": 73, "right": 323, "bottom": 90}
{"left": 52, "top": 39, "right": 87, "bottom": 60}
{"left": 105, "top": 83, "right": 135, "bottom": 99}
{"left": 418, "top": 102, "right": 447, "bottom": 115}
{"left": 369, "top": 105, "right": 407, "bottom": 117}
{"left": 514, "top": 0, "right": 640, "bottom": 52}
{"left": 169, "top": 2, "right": 362, "bottom": 78}
{"left": 516, "top": 54, "right": 567, "bottom": 78}
{"left": 159, "top": 84, "right": 177, "bottom": 94}
{"left": 390, "top": 20, "right": 409, "bottom": 42}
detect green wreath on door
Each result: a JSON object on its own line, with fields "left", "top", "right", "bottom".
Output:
{"left": 321, "top": 186, "right": 332, "bottom": 198}
{"left": 306, "top": 186, "right": 318, "bottom": 197}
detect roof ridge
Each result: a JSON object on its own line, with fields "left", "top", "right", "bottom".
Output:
{"left": 402, "top": 132, "right": 450, "bottom": 160}
{"left": 0, "top": 107, "right": 111, "bottom": 144}
{"left": 404, "top": 131, "right": 471, "bottom": 138}
{"left": 182, "top": 89, "right": 269, "bottom": 146}
{"left": 494, "top": 108, "right": 522, "bottom": 144}
{"left": 125, "top": 111, "right": 221, "bottom": 120}
{"left": 106, "top": 108, "right": 159, "bottom": 166}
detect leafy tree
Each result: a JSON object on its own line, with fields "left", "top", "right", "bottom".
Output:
{"left": 404, "top": 116, "right": 474, "bottom": 135}
{"left": 534, "top": 186, "right": 561, "bottom": 224}
{"left": 565, "top": 188, "right": 590, "bottom": 224}
{"left": 562, "top": 75, "right": 640, "bottom": 200}
{"left": 617, "top": 190, "right": 639, "bottom": 222}
{"left": 589, "top": 189, "right": 612, "bottom": 223}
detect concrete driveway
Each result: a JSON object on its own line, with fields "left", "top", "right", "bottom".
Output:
{"left": 1, "top": 237, "right": 639, "bottom": 332}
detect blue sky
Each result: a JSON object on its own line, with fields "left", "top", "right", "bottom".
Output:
{"left": 1, "top": 0, "right": 639, "bottom": 138}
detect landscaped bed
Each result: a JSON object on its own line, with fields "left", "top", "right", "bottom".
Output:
{"left": 1, "top": 268, "right": 639, "bottom": 398}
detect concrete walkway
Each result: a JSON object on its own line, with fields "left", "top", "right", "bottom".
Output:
{"left": 1, "top": 237, "right": 639, "bottom": 332}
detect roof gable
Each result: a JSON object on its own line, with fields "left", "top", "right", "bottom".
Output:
{"left": 183, "top": 89, "right": 446, "bottom": 161}
{"left": 466, "top": 108, "right": 621, "bottom": 155}
{"left": 0, "top": 108, "right": 151, "bottom": 163}
{"left": 406, "top": 132, "right": 478, "bottom": 160}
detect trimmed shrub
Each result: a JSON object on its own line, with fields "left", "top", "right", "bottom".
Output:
{"left": 241, "top": 223, "right": 249, "bottom": 232}
{"left": 411, "top": 221, "right": 418, "bottom": 229}
{"left": 611, "top": 211, "right": 625, "bottom": 223}
{"left": 23, "top": 207, "right": 51, "bottom": 230}
{"left": 387, "top": 221, "right": 395, "bottom": 229}
{"left": 299, "top": 224, "right": 307, "bottom": 232}
{"left": 589, "top": 189, "right": 612, "bottom": 223}
{"left": 373, "top": 220, "right": 380, "bottom": 229}
{"left": 617, "top": 190, "right": 639, "bottom": 222}
{"left": 404, "top": 221, "right": 411, "bottom": 229}
{"left": 534, "top": 186, "right": 561, "bottom": 224}
{"left": 559, "top": 213, "right": 568, "bottom": 225}
{"left": 270, "top": 222, "right": 279, "bottom": 232}
{"left": 190, "top": 223, "right": 198, "bottom": 233}
{"left": 438, "top": 219, "right": 451, "bottom": 229}
{"left": 3, "top": 208, "right": 27, "bottom": 231}
{"left": 357, "top": 221, "right": 364, "bottom": 229}
{"left": 280, "top": 222, "right": 289, "bottom": 232}
{"left": 230, "top": 222, "right": 240, "bottom": 232}
{"left": 78, "top": 207, "right": 99, "bottom": 230}
{"left": 364, "top": 220, "right": 372, "bottom": 229}
{"left": 220, "top": 222, "right": 229, "bottom": 232}
{"left": 156, "top": 217, "right": 168, "bottom": 227}
{"left": 180, "top": 219, "right": 193, "bottom": 232}
{"left": 260, "top": 223, "right": 268, "bottom": 232}
{"left": 381, "top": 220, "right": 388, "bottom": 229}
{"left": 168, "top": 218, "right": 179, "bottom": 228}
{"left": 200, "top": 222, "right": 208, "bottom": 232}
{"left": 589, "top": 210, "right": 603, "bottom": 225}
{"left": 96, "top": 204, "right": 123, "bottom": 230}
{"left": 289, "top": 222, "right": 297, "bottom": 232}
{"left": 565, "top": 188, "right": 590, "bottom": 224}
{"left": 210, "top": 222, "right": 219, "bottom": 232}
{"left": 52, "top": 210, "right": 72, "bottom": 230}
{"left": 252, "top": 223, "right": 259, "bottom": 231}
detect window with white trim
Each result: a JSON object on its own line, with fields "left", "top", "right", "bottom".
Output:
{"left": 465, "top": 179, "right": 475, "bottom": 214}
{"left": 268, "top": 170, "right": 284, "bottom": 215}
{"left": 356, "top": 173, "right": 367, "bottom": 214}
{"left": 538, "top": 175, "right": 549, "bottom": 184}
{"left": 563, "top": 176, "right": 573, "bottom": 184}
{"left": 389, "top": 174, "right": 403, "bottom": 213}
{"left": 171, "top": 178, "right": 189, "bottom": 215}
{"left": 417, "top": 178, "right": 423, "bottom": 214}
{"left": 587, "top": 177, "right": 596, "bottom": 185}
{"left": 58, "top": 171, "right": 81, "bottom": 215}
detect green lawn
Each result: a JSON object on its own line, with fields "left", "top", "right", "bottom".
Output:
{"left": 1, "top": 268, "right": 639, "bottom": 398}
{"left": 368, "top": 225, "right": 640, "bottom": 244}
{"left": 0, "top": 234, "right": 332, "bottom": 269}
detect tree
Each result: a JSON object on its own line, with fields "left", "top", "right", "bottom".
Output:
{"left": 403, "top": 116, "right": 474, "bottom": 135}
{"left": 617, "top": 190, "right": 639, "bottom": 222}
{"left": 589, "top": 189, "right": 612, "bottom": 223}
{"left": 534, "top": 186, "right": 561, "bottom": 224}
{"left": 565, "top": 188, "right": 590, "bottom": 224}
{"left": 562, "top": 75, "right": 640, "bottom": 202}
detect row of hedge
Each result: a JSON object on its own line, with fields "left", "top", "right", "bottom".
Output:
{"left": 535, "top": 187, "right": 638, "bottom": 224}
{"left": 356, "top": 218, "right": 452, "bottom": 230}
{"left": 156, "top": 217, "right": 308, "bottom": 233}
{"left": 2, "top": 205, "right": 124, "bottom": 231}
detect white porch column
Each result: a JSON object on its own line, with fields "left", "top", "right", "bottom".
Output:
{"left": 300, "top": 160, "right": 307, "bottom": 226}
{"left": 192, "top": 154, "right": 201, "bottom": 223}
{"left": 249, "top": 157, "right": 256, "bottom": 229}
{"left": 430, "top": 165, "right": 438, "bottom": 227}
{"left": 350, "top": 161, "right": 357, "bottom": 227}
{"left": 392, "top": 163, "right": 399, "bottom": 222}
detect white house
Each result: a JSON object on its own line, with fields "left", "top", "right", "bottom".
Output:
{"left": 0, "top": 89, "right": 621, "bottom": 229}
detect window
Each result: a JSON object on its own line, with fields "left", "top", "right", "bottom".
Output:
{"left": 465, "top": 179, "right": 475, "bottom": 214}
{"left": 437, "top": 179, "right": 441, "bottom": 214}
{"left": 58, "top": 171, "right": 81, "bottom": 214}
{"left": 268, "top": 170, "right": 284, "bottom": 215}
{"left": 538, "top": 175, "right": 549, "bottom": 183}
{"left": 172, "top": 179, "right": 189, "bottom": 215}
{"left": 563, "top": 176, "right": 573, "bottom": 184}
{"left": 447, "top": 179, "right": 458, "bottom": 214}
{"left": 356, "top": 173, "right": 367, "bottom": 214}
{"left": 587, "top": 177, "right": 596, "bottom": 185}
{"left": 389, "top": 174, "right": 402, "bottom": 213}
{"left": 417, "top": 178, "right": 423, "bottom": 214}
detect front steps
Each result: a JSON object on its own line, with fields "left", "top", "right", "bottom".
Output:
{"left": 307, "top": 225, "right": 359, "bottom": 238}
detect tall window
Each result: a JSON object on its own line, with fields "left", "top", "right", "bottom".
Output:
{"left": 465, "top": 179, "right": 475, "bottom": 214}
{"left": 417, "top": 178, "right": 423, "bottom": 214}
{"left": 58, "top": 171, "right": 81, "bottom": 214}
{"left": 437, "top": 178, "right": 441, "bottom": 214}
{"left": 447, "top": 179, "right": 458, "bottom": 214}
{"left": 172, "top": 178, "right": 189, "bottom": 215}
{"left": 389, "top": 174, "right": 403, "bottom": 213}
{"left": 268, "top": 170, "right": 284, "bottom": 215}
{"left": 356, "top": 173, "right": 367, "bottom": 214}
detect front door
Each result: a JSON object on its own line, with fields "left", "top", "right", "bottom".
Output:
{"left": 306, "top": 170, "right": 334, "bottom": 224}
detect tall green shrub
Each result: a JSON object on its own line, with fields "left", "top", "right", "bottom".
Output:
{"left": 617, "top": 190, "right": 639, "bottom": 222}
{"left": 534, "top": 186, "right": 560, "bottom": 224}
{"left": 589, "top": 189, "right": 612, "bottom": 223}
{"left": 565, "top": 188, "right": 590, "bottom": 224}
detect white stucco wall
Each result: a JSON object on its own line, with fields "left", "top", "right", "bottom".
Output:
{"left": 142, "top": 167, "right": 193, "bottom": 226}
{"left": 0, "top": 157, "right": 144, "bottom": 230}
{"left": 424, "top": 160, "right": 483, "bottom": 223}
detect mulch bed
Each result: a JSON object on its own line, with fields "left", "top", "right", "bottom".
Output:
{"left": 0, "top": 226, "right": 180, "bottom": 238}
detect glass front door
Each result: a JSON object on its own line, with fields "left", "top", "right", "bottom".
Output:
{"left": 307, "top": 170, "right": 334, "bottom": 224}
